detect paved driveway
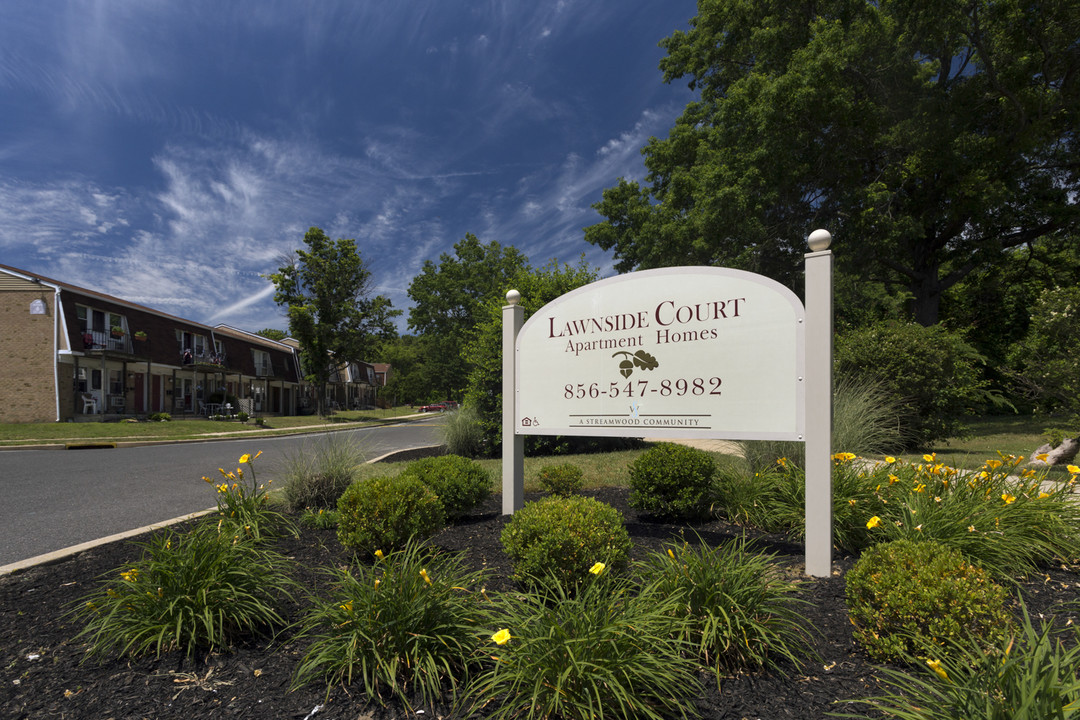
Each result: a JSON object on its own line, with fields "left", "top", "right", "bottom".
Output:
{"left": 0, "top": 420, "right": 442, "bottom": 568}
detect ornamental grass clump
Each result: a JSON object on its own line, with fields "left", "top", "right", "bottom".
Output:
{"left": 73, "top": 523, "right": 297, "bottom": 659}
{"left": 467, "top": 565, "right": 700, "bottom": 720}
{"left": 500, "top": 495, "right": 631, "bottom": 588}
{"left": 636, "top": 534, "right": 812, "bottom": 673}
{"left": 280, "top": 433, "right": 366, "bottom": 511}
{"left": 628, "top": 442, "right": 716, "bottom": 519}
{"left": 336, "top": 474, "right": 445, "bottom": 557}
{"left": 841, "top": 601, "right": 1080, "bottom": 720}
{"left": 398, "top": 454, "right": 492, "bottom": 518}
{"left": 845, "top": 539, "right": 1013, "bottom": 664}
{"left": 292, "top": 541, "right": 492, "bottom": 710}
{"left": 203, "top": 450, "right": 291, "bottom": 541}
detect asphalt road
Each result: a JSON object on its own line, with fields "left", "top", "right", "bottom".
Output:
{"left": 0, "top": 418, "right": 443, "bottom": 567}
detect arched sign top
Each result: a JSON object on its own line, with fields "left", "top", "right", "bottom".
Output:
{"left": 514, "top": 266, "right": 806, "bottom": 441}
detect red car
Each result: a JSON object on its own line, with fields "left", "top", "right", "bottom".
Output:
{"left": 419, "top": 402, "right": 447, "bottom": 412}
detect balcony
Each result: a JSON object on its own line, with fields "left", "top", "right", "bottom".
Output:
{"left": 81, "top": 329, "right": 132, "bottom": 354}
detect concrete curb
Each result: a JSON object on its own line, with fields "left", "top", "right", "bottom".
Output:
{"left": 0, "top": 508, "right": 216, "bottom": 577}
{"left": 0, "top": 439, "right": 448, "bottom": 577}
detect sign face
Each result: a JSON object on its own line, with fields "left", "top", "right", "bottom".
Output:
{"left": 515, "top": 267, "right": 805, "bottom": 440}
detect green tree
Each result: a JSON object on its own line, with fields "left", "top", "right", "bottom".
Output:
{"left": 463, "top": 256, "right": 601, "bottom": 456}
{"left": 268, "top": 227, "right": 399, "bottom": 415}
{"left": 377, "top": 335, "right": 428, "bottom": 407}
{"left": 407, "top": 234, "right": 529, "bottom": 399}
{"left": 1007, "top": 285, "right": 1080, "bottom": 414}
{"left": 255, "top": 328, "right": 288, "bottom": 341}
{"left": 585, "top": 0, "right": 1080, "bottom": 326}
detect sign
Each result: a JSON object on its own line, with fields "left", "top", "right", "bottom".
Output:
{"left": 515, "top": 267, "right": 805, "bottom": 440}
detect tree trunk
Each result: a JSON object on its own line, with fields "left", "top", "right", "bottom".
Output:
{"left": 908, "top": 275, "right": 942, "bottom": 327}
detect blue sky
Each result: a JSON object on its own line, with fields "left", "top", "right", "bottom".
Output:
{"left": 0, "top": 1, "right": 696, "bottom": 334}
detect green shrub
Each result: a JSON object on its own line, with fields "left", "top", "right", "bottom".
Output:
{"left": 500, "top": 495, "right": 631, "bottom": 587}
{"left": 399, "top": 454, "right": 492, "bottom": 518}
{"left": 536, "top": 463, "right": 584, "bottom": 497}
{"left": 73, "top": 523, "right": 297, "bottom": 658}
{"left": 236, "top": 411, "right": 249, "bottom": 423}
{"left": 842, "top": 601, "right": 1080, "bottom": 720}
{"left": 636, "top": 535, "right": 812, "bottom": 673}
{"left": 147, "top": 412, "right": 171, "bottom": 422}
{"left": 281, "top": 434, "right": 366, "bottom": 511}
{"left": 834, "top": 321, "right": 989, "bottom": 447}
{"left": 337, "top": 474, "right": 445, "bottom": 557}
{"left": 628, "top": 442, "right": 716, "bottom": 519}
{"left": 845, "top": 539, "right": 1013, "bottom": 663}
{"left": 293, "top": 541, "right": 492, "bottom": 710}
{"left": 468, "top": 566, "right": 700, "bottom": 720}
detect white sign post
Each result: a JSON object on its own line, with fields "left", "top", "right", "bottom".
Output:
{"left": 502, "top": 232, "right": 833, "bottom": 577}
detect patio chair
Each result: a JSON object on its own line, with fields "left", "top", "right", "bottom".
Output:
{"left": 81, "top": 393, "right": 99, "bottom": 414}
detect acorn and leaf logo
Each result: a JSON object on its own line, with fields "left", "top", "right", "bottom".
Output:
{"left": 613, "top": 350, "right": 659, "bottom": 378}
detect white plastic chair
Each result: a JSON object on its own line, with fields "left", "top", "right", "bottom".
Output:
{"left": 81, "top": 393, "right": 98, "bottom": 414}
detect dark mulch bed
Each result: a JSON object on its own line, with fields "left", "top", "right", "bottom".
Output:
{"left": 2, "top": 487, "right": 1077, "bottom": 719}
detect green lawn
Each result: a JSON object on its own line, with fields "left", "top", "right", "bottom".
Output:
{"left": 899, "top": 414, "right": 1073, "bottom": 477}
{"left": 0, "top": 406, "right": 420, "bottom": 447}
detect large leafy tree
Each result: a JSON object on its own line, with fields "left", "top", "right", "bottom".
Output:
{"left": 463, "top": 256, "right": 601, "bottom": 456}
{"left": 269, "top": 227, "right": 399, "bottom": 415}
{"left": 407, "top": 234, "right": 529, "bottom": 399}
{"left": 585, "top": 0, "right": 1079, "bottom": 325}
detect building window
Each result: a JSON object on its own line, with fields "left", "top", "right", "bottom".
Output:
{"left": 253, "top": 350, "right": 272, "bottom": 377}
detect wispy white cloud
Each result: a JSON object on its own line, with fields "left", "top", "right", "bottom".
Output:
{"left": 0, "top": 0, "right": 696, "bottom": 334}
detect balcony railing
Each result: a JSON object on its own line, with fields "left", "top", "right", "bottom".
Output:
{"left": 81, "top": 330, "right": 132, "bottom": 354}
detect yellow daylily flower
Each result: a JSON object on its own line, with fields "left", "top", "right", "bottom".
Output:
{"left": 420, "top": 569, "right": 432, "bottom": 585}
{"left": 340, "top": 601, "right": 353, "bottom": 613}
{"left": 1002, "top": 493, "right": 1016, "bottom": 505}
{"left": 923, "top": 453, "right": 936, "bottom": 463}
{"left": 1038, "top": 492, "right": 1050, "bottom": 499}
{"left": 1067, "top": 465, "right": 1080, "bottom": 474}
{"left": 239, "top": 454, "right": 251, "bottom": 464}
{"left": 885, "top": 456, "right": 896, "bottom": 464}
{"left": 374, "top": 549, "right": 384, "bottom": 560}
{"left": 866, "top": 516, "right": 881, "bottom": 529}
{"left": 589, "top": 562, "right": 606, "bottom": 575}
{"left": 491, "top": 628, "right": 511, "bottom": 645}
{"left": 926, "top": 659, "right": 949, "bottom": 682}
{"left": 968, "top": 525, "right": 976, "bottom": 532}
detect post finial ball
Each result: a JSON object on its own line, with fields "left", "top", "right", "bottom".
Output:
{"left": 807, "top": 229, "right": 832, "bottom": 252}
{"left": 506, "top": 289, "right": 521, "bottom": 306}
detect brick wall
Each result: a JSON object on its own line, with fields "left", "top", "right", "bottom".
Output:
{"left": 0, "top": 283, "right": 58, "bottom": 422}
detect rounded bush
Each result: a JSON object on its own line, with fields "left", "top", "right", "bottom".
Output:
{"left": 834, "top": 321, "right": 987, "bottom": 447}
{"left": 398, "top": 454, "right": 492, "bottom": 518}
{"left": 628, "top": 442, "right": 716, "bottom": 519}
{"left": 845, "top": 539, "right": 1013, "bottom": 663}
{"left": 536, "top": 463, "right": 584, "bottom": 497}
{"left": 500, "top": 495, "right": 631, "bottom": 587}
{"left": 336, "top": 474, "right": 445, "bottom": 556}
